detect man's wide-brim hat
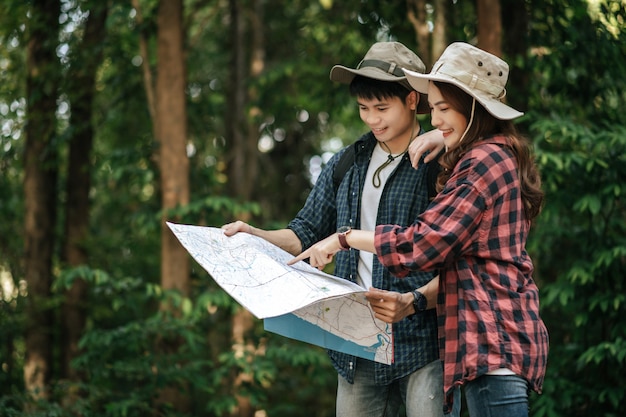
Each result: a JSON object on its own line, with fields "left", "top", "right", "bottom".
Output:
{"left": 402, "top": 42, "right": 523, "bottom": 120}
{"left": 330, "top": 41, "right": 430, "bottom": 114}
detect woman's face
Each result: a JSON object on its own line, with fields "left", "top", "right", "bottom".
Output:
{"left": 427, "top": 82, "right": 468, "bottom": 149}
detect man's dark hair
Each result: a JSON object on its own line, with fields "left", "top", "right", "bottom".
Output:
{"left": 349, "top": 75, "right": 411, "bottom": 101}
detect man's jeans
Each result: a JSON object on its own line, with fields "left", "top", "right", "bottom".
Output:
{"left": 464, "top": 374, "right": 529, "bottom": 417}
{"left": 336, "top": 358, "right": 447, "bottom": 417}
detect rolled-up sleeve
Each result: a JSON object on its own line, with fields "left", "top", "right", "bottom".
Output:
{"left": 375, "top": 181, "right": 486, "bottom": 276}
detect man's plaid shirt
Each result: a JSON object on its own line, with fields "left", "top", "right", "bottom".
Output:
{"left": 288, "top": 131, "right": 440, "bottom": 385}
{"left": 375, "top": 135, "right": 549, "bottom": 411}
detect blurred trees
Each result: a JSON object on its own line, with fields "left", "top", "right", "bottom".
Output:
{"left": 60, "top": 0, "right": 107, "bottom": 392}
{"left": 0, "top": 0, "right": 625, "bottom": 416}
{"left": 22, "top": 0, "right": 61, "bottom": 402}
{"left": 525, "top": 2, "right": 626, "bottom": 415}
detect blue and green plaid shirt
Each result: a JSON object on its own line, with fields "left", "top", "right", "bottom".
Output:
{"left": 288, "top": 131, "right": 440, "bottom": 385}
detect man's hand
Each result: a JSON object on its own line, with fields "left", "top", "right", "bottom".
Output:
{"left": 287, "top": 233, "right": 341, "bottom": 269}
{"left": 221, "top": 220, "right": 253, "bottom": 236}
{"left": 222, "top": 222, "right": 303, "bottom": 256}
{"left": 409, "top": 129, "right": 445, "bottom": 169}
{"left": 365, "top": 287, "right": 414, "bottom": 323}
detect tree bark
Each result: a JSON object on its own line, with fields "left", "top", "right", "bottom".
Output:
{"left": 501, "top": 0, "right": 529, "bottom": 113}
{"left": 406, "top": 0, "right": 448, "bottom": 70}
{"left": 407, "top": 0, "right": 431, "bottom": 68}
{"left": 225, "top": 1, "right": 265, "bottom": 416}
{"left": 432, "top": 0, "right": 447, "bottom": 63}
{"left": 23, "top": 0, "right": 61, "bottom": 401}
{"left": 132, "top": 0, "right": 157, "bottom": 124}
{"left": 155, "top": 0, "right": 190, "bottom": 410}
{"left": 476, "top": 0, "right": 502, "bottom": 56}
{"left": 61, "top": 2, "right": 108, "bottom": 388}
{"left": 156, "top": 0, "right": 190, "bottom": 296}
{"left": 226, "top": 0, "right": 250, "bottom": 199}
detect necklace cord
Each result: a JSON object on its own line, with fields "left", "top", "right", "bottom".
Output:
{"left": 372, "top": 107, "right": 418, "bottom": 188}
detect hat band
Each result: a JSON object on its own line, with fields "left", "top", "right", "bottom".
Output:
{"left": 435, "top": 64, "right": 505, "bottom": 99}
{"left": 358, "top": 59, "right": 405, "bottom": 77}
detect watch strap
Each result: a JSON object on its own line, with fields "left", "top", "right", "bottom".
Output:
{"left": 412, "top": 290, "right": 427, "bottom": 313}
{"left": 338, "top": 232, "right": 350, "bottom": 250}
{"left": 337, "top": 226, "right": 351, "bottom": 250}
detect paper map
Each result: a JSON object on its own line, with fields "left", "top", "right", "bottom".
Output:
{"left": 166, "top": 222, "right": 393, "bottom": 364}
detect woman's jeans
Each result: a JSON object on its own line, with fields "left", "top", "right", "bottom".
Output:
{"left": 464, "top": 374, "right": 529, "bottom": 417}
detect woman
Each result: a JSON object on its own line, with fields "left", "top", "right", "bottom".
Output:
{"left": 289, "top": 42, "right": 549, "bottom": 417}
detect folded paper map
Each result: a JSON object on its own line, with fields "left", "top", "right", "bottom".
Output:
{"left": 167, "top": 222, "right": 393, "bottom": 364}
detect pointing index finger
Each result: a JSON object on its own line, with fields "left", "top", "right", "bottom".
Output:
{"left": 287, "top": 251, "right": 308, "bottom": 266}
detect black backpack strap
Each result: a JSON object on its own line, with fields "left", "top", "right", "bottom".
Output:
{"left": 425, "top": 150, "right": 444, "bottom": 200}
{"left": 332, "top": 143, "right": 356, "bottom": 194}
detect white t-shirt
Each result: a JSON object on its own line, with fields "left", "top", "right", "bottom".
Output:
{"left": 356, "top": 144, "right": 404, "bottom": 289}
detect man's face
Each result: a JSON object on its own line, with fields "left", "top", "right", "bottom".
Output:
{"left": 357, "top": 93, "right": 416, "bottom": 152}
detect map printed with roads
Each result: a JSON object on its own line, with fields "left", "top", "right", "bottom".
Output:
{"left": 167, "top": 222, "right": 393, "bottom": 364}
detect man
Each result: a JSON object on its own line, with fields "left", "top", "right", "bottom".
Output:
{"left": 223, "top": 42, "right": 446, "bottom": 417}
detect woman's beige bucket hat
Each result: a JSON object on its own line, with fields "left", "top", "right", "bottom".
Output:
{"left": 402, "top": 42, "right": 523, "bottom": 120}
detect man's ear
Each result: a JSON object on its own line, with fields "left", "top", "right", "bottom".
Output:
{"left": 407, "top": 90, "right": 418, "bottom": 111}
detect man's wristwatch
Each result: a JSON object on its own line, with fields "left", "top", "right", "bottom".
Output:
{"left": 412, "top": 290, "right": 427, "bottom": 313}
{"left": 337, "top": 226, "right": 352, "bottom": 250}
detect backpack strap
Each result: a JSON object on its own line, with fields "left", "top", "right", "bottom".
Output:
{"left": 425, "top": 154, "right": 442, "bottom": 200}
{"left": 332, "top": 143, "right": 356, "bottom": 194}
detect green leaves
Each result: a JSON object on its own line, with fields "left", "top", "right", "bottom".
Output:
{"left": 528, "top": 74, "right": 626, "bottom": 417}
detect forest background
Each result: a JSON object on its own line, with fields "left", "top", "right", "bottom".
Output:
{"left": 0, "top": 0, "right": 625, "bottom": 416}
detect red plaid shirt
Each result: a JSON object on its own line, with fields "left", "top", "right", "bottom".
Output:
{"left": 375, "top": 136, "right": 548, "bottom": 412}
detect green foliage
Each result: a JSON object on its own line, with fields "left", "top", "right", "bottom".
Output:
{"left": 507, "top": 2, "right": 626, "bottom": 415}
{"left": 2, "top": 0, "right": 626, "bottom": 416}
{"left": 166, "top": 195, "right": 261, "bottom": 227}
{"left": 0, "top": 296, "right": 25, "bottom": 396}
{"left": 262, "top": 336, "right": 336, "bottom": 417}
{"left": 0, "top": 0, "right": 27, "bottom": 282}
{"left": 527, "top": 103, "right": 626, "bottom": 416}
{"left": 527, "top": 0, "right": 626, "bottom": 126}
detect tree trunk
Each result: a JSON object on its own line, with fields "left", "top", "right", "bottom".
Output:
{"left": 157, "top": 0, "right": 190, "bottom": 296}
{"left": 476, "top": 0, "right": 502, "bottom": 56}
{"left": 432, "top": 0, "right": 447, "bottom": 63}
{"left": 23, "top": 0, "right": 61, "bottom": 402}
{"left": 227, "top": 0, "right": 252, "bottom": 413}
{"left": 407, "top": 0, "right": 431, "bottom": 68}
{"left": 132, "top": 0, "right": 157, "bottom": 124}
{"left": 226, "top": 0, "right": 250, "bottom": 199}
{"left": 155, "top": 0, "right": 190, "bottom": 411}
{"left": 406, "top": 0, "right": 448, "bottom": 69}
{"left": 226, "top": 1, "right": 265, "bottom": 416}
{"left": 501, "top": 0, "right": 529, "bottom": 113}
{"left": 61, "top": 2, "right": 108, "bottom": 390}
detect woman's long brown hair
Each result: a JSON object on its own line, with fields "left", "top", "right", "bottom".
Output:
{"left": 434, "top": 81, "right": 544, "bottom": 220}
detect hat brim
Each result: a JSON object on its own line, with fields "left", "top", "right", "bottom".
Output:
{"left": 330, "top": 65, "right": 431, "bottom": 114}
{"left": 402, "top": 68, "right": 523, "bottom": 120}
{"left": 330, "top": 65, "right": 406, "bottom": 84}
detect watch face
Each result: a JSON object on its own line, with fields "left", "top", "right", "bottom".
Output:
{"left": 413, "top": 291, "right": 426, "bottom": 312}
{"left": 337, "top": 226, "right": 351, "bottom": 234}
